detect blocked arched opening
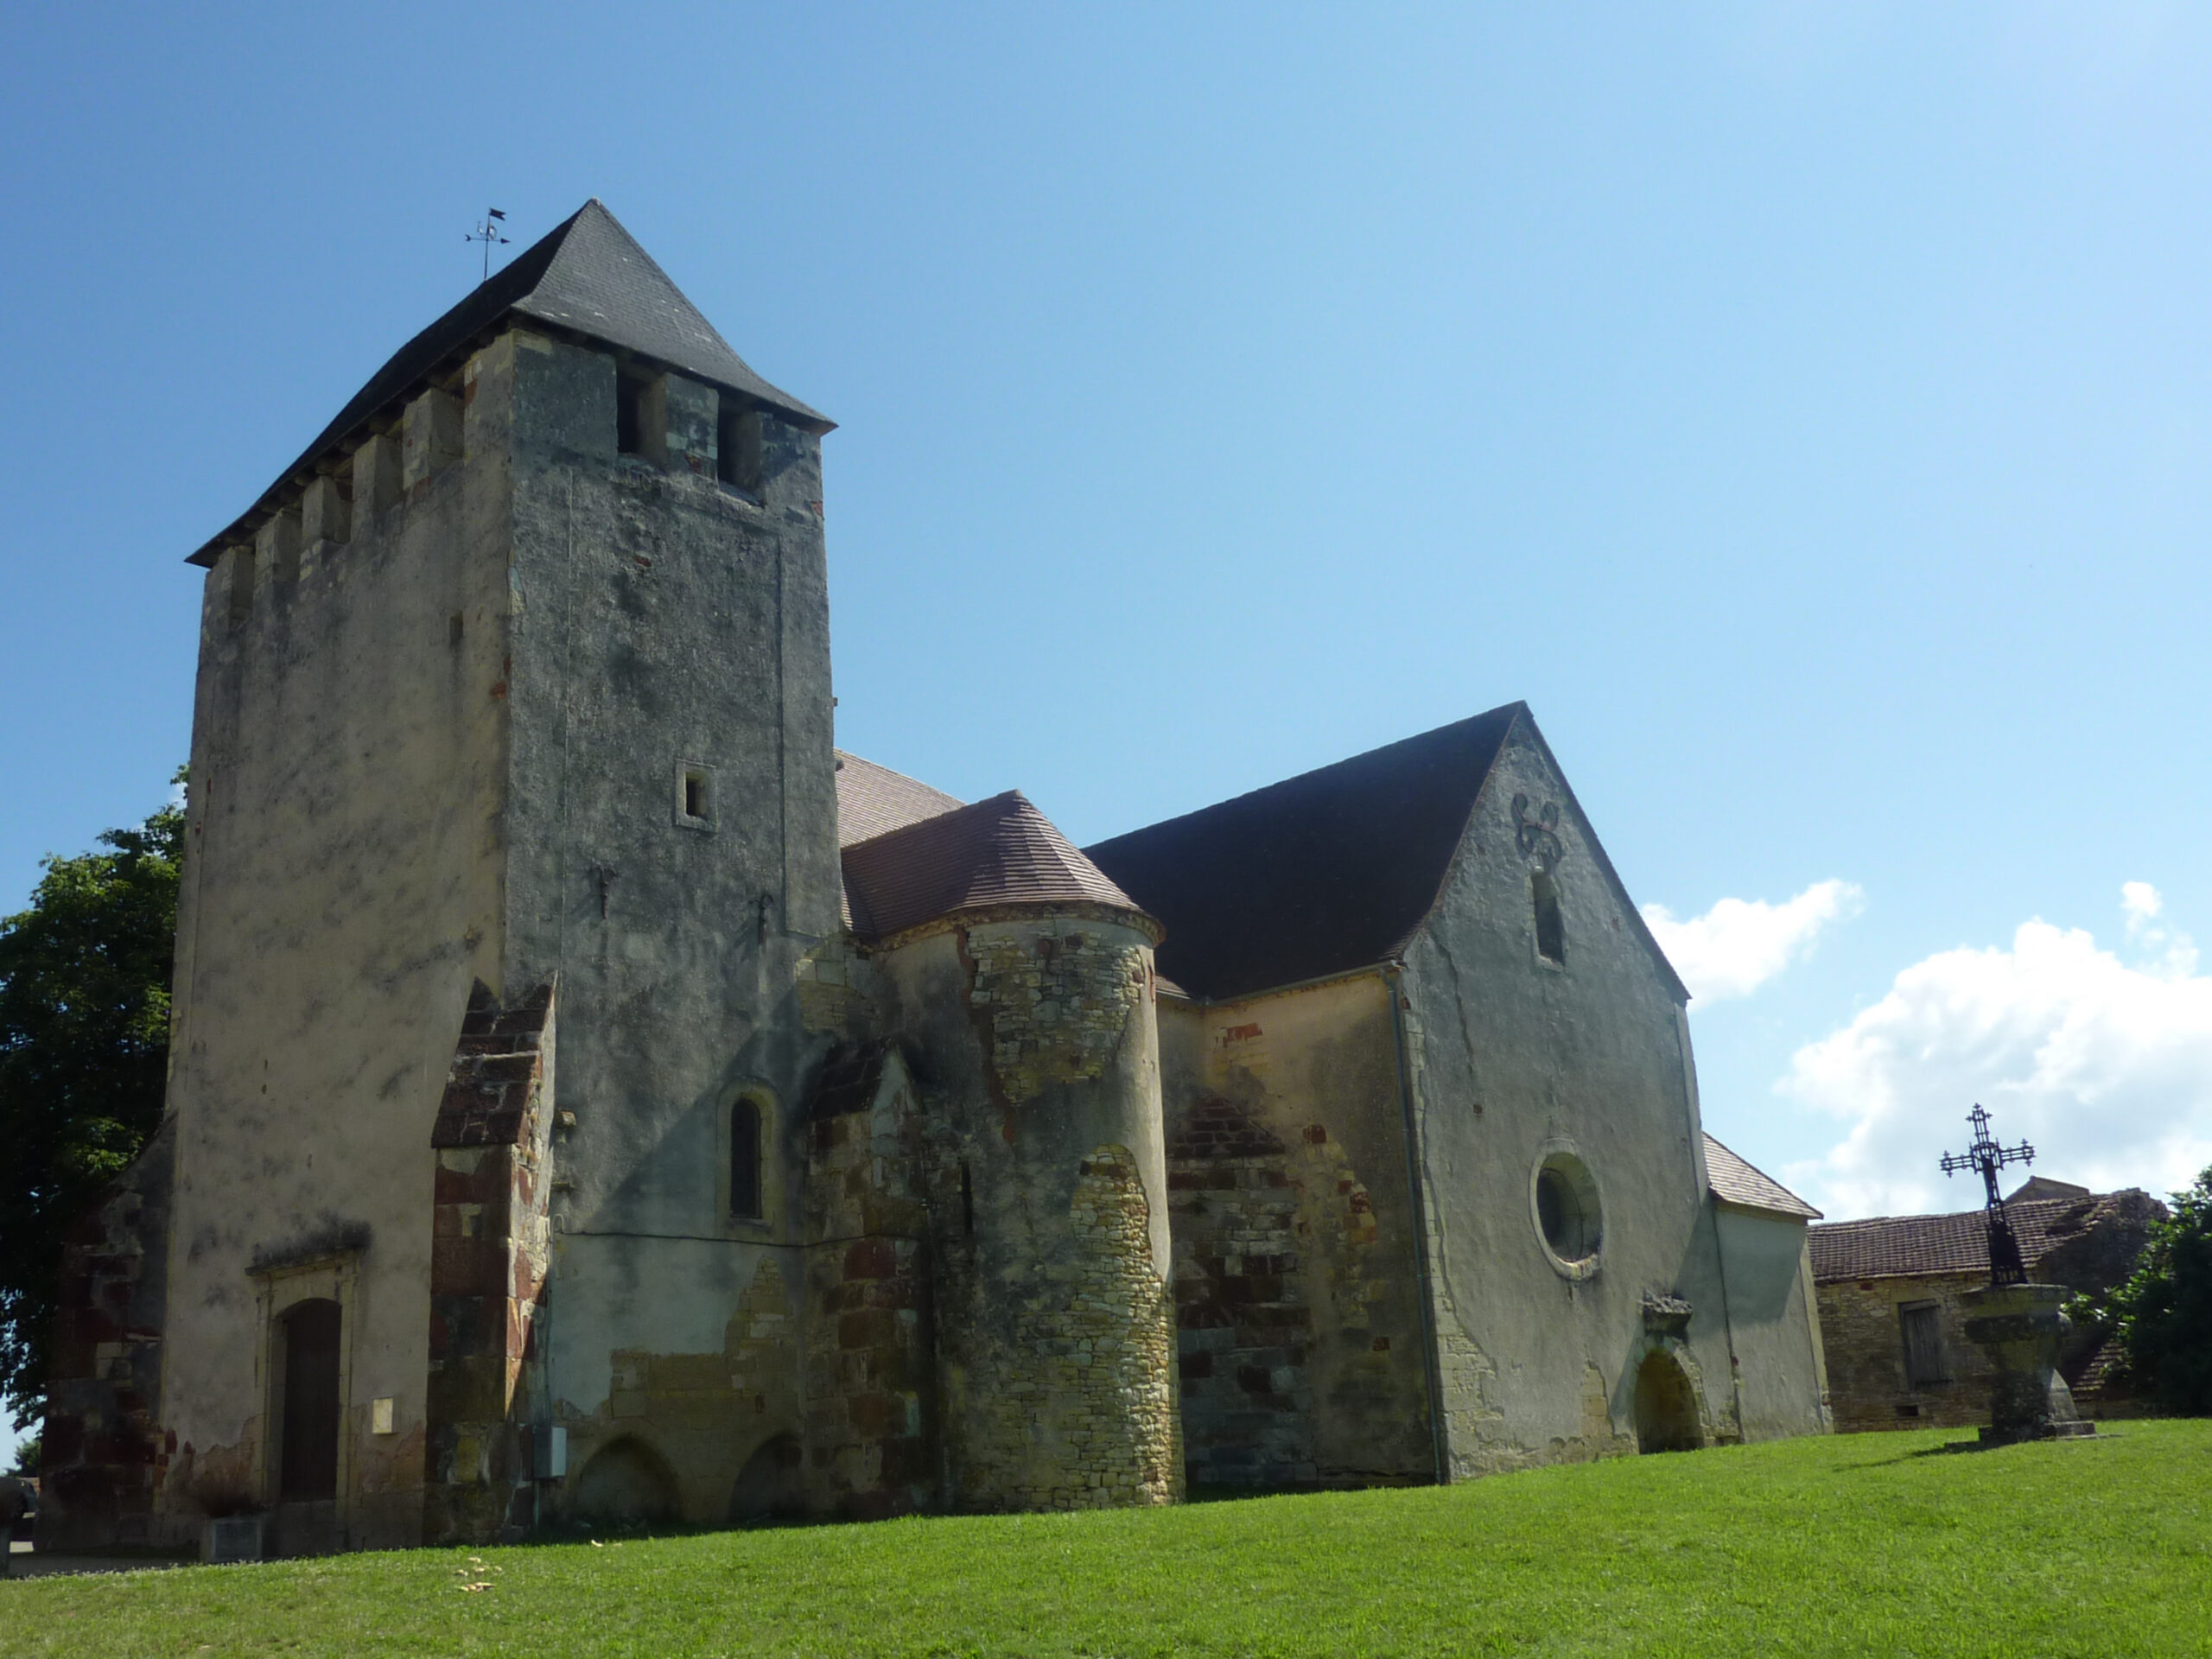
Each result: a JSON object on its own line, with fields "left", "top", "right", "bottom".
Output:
{"left": 276, "top": 1299, "right": 341, "bottom": 1501}
{"left": 728, "top": 1432, "right": 803, "bottom": 1523}
{"left": 1165, "top": 1096, "right": 1316, "bottom": 1490}
{"left": 573, "top": 1437, "right": 680, "bottom": 1527}
{"left": 1634, "top": 1349, "right": 1705, "bottom": 1454}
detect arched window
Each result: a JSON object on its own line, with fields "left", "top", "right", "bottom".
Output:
{"left": 731, "top": 1098, "right": 764, "bottom": 1220}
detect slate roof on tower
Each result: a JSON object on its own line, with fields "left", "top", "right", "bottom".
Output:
{"left": 191, "top": 199, "right": 828, "bottom": 566}
{"left": 841, "top": 791, "right": 1154, "bottom": 945}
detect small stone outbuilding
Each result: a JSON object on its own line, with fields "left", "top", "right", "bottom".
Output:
{"left": 1808, "top": 1182, "right": 2164, "bottom": 1433}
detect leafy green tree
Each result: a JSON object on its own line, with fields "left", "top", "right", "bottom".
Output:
{"left": 2106, "top": 1166, "right": 2212, "bottom": 1414}
{"left": 0, "top": 780, "right": 182, "bottom": 1433}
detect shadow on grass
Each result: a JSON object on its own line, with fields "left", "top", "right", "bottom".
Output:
{"left": 1834, "top": 1428, "right": 2130, "bottom": 1470}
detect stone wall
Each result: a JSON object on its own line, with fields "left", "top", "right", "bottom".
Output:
{"left": 963, "top": 927, "right": 1147, "bottom": 1107}
{"left": 37, "top": 1121, "right": 180, "bottom": 1552}
{"left": 800, "top": 1044, "right": 933, "bottom": 1519}
{"left": 877, "top": 915, "right": 1179, "bottom": 1512}
{"left": 499, "top": 330, "right": 843, "bottom": 1533}
{"left": 545, "top": 1253, "right": 802, "bottom": 1528}
{"left": 1711, "top": 1208, "right": 1832, "bottom": 1440}
{"left": 1156, "top": 976, "right": 1434, "bottom": 1490}
{"left": 156, "top": 343, "right": 515, "bottom": 1552}
{"left": 1167, "top": 1096, "right": 1315, "bottom": 1487}
{"left": 423, "top": 979, "right": 556, "bottom": 1542}
{"left": 1815, "top": 1272, "right": 1994, "bottom": 1432}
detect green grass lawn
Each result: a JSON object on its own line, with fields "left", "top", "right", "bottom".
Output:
{"left": 7, "top": 1421, "right": 2211, "bottom": 1657}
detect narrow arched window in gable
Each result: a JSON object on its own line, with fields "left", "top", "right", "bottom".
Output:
{"left": 1532, "top": 869, "right": 1566, "bottom": 965}
{"left": 731, "top": 1098, "right": 764, "bottom": 1220}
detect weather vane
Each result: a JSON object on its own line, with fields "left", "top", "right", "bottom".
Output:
{"left": 466, "top": 207, "right": 510, "bottom": 282}
{"left": 1941, "top": 1103, "right": 2035, "bottom": 1286}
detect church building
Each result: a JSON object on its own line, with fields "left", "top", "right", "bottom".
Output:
{"left": 41, "top": 201, "right": 1829, "bottom": 1555}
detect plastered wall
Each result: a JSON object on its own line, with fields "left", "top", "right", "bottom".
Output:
{"left": 1712, "top": 1210, "right": 1832, "bottom": 1440}
{"left": 1401, "top": 720, "right": 1750, "bottom": 1473}
{"left": 157, "top": 355, "right": 516, "bottom": 1550}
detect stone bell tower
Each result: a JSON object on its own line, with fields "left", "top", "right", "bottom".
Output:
{"left": 95, "top": 200, "right": 842, "bottom": 1552}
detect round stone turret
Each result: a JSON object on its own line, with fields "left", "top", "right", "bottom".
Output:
{"left": 845, "top": 792, "right": 1179, "bottom": 1509}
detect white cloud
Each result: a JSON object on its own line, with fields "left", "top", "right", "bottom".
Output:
{"left": 1783, "top": 886, "right": 2212, "bottom": 1220}
{"left": 2122, "top": 880, "right": 2198, "bottom": 977}
{"left": 1642, "top": 879, "right": 1864, "bottom": 1002}
{"left": 2122, "top": 880, "right": 2163, "bottom": 924}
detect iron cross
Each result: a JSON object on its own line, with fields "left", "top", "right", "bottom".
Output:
{"left": 1941, "top": 1103, "right": 2036, "bottom": 1286}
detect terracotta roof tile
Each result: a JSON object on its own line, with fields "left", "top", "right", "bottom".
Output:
{"left": 842, "top": 791, "right": 1152, "bottom": 944}
{"left": 1704, "top": 1135, "right": 1821, "bottom": 1218}
{"left": 1808, "top": 1192, "right": 2135, "bottom": 1281}
{"left": 835, "top": 751, "right": 963, "bottom": 848}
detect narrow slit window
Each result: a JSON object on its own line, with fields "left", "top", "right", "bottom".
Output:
{"left": 677, "top": 763, "right": 714, "bottom": 829}
{"left": 716, "top": 401, "right": 757, "bottom": 493}
{"left": 960, "top": 1160, "right": 976, "bottom": 1238}
{"left": 616, "top": 370, "right": 651, "bottom": 456}
{"left": 1532, "top": 869, "right": 1566, "bottom": 964}
{"left": 731, "top": 1099, "right": 763, "bottom": 1220}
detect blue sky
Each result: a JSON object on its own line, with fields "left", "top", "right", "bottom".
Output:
{"left": 3, "top": 4, "right": 2209, "bottom": 1459}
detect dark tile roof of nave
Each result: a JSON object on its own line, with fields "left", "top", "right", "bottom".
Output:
{"left": 1078, "top": 708, "right": 1522, "bottom": 1001}
{"left": 1808, "top": 1190, "right": 2151, "bottom": 1282}
{"left": 1704, "top": 1135, "right": 1822, "bottom": 1218}
{"left": 840, "top": 791, "right": 1152, "bottom": 945}
{"left": 190, "top": 199, "right": 828, "bottom": 567}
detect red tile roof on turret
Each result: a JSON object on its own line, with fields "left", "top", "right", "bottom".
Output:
{"left": 841, "top": 791, "right": 1155, "bottom": 944}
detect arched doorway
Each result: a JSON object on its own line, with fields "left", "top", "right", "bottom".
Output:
{"left": 1633, "top": 1349, "right": 1704, "bottom": 1454}
{"left": 574, "top": 1438, "right": 680, "bottom": 1527}
{"left": 728, "top": 1432, "right": 802, "bottom": 1523}
{"left": 276, "top": 1300, "right": 342, "bottom": 1500}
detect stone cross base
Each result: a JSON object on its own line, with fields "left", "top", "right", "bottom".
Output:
{"left": 1961, "top": 1282, "right": 2094, "bottom": 1446}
